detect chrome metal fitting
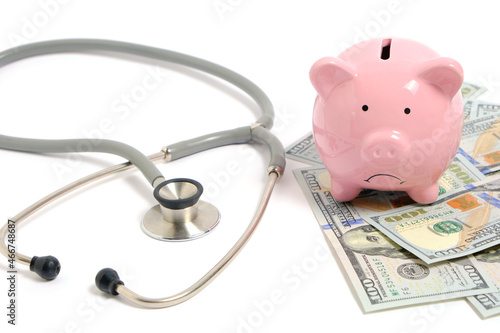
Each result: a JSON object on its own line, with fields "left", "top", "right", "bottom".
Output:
{"left": 250, "top": 122, "right": 265, "bottom": 130}
{"left": 268, "top": 166, "right": 284, "bottom": 179}
{"left": 161, "top": 146, "right": 172, "bottom": 162}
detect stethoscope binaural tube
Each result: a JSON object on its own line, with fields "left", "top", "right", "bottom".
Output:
{"left": 0, "top": 39, "right": 286, "bottom": 309}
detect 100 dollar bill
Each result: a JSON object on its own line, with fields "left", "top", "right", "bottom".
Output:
{"left": 461, "top": 82, "right": 487, "bottom": 100}
{"left": 458, "top": 114, "right": 500, "bottom": 174}
{"left": 468, "top": 101, "right": 500, "bottom": 120}
{"left": 363, "top": 175, "right": 500, "bottom": 265}
{"left": 285, "top": 132, "right": 322, "bottom": 166}
{"left": 294, "top": 167, "right": 496, "bottom": 312}
{"left": 467, "top": 244, "right": 500, "bottom": 318}
{"left": 463, "top": 99, "right": 473, "bottom": 120}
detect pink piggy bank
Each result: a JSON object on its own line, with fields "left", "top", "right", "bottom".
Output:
{"left": 310, "top": 38, "right": 464, "bottom": 204}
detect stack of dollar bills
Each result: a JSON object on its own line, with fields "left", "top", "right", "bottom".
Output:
{"left": 287, "top": 82, "right": 500, "bottom": 318}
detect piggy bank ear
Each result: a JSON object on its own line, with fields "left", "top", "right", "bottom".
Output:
{"left": 416, "top": 57, "right": 464, "bottom": 99}
{"left": 310, "top": 57, "right": 356, "bottom": 101}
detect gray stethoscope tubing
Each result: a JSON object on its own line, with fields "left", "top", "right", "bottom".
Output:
{"left": 0, "top": 39, "right": 280, "bottom": 186}
{"left": 0, "top": 39, "right": 285, "bottom": 309}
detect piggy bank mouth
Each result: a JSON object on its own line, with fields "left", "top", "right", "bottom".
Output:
{"left": 364, "top": 174, "right": 406, "bottom": 185}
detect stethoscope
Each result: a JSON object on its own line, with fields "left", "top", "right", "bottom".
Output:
{"left": 0, "top": 39, "right": 285, "bottom": 309}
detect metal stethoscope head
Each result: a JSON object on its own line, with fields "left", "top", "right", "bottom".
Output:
{"left": 0, "top": 39, "right": 285, "bottom": 309}
{"left": 142, "top": 178, "right": 220, "bottom": 241}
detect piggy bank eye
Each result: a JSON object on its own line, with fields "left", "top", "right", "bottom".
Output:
{"left": 404, "top": 107, "right": 411, "bottom": 114}
{"left": 362, "top": 105, "right": 369, "bottom": 112}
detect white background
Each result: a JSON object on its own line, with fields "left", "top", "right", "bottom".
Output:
{"left": 1, "top": 1, "right": 499, "bottom": 332}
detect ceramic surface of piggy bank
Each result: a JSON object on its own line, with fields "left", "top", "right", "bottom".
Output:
{"left": 310, "top": 38, "right": 464, "bottom": 204}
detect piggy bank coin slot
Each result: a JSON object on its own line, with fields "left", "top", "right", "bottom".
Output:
{"left": 381, "top": 38, "right": 392, "bottom": 60}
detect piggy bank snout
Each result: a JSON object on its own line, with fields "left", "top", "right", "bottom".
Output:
{"left": 361, "top": 132, "right": 409, "bottom": 166}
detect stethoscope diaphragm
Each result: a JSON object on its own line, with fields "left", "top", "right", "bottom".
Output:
{"left": 142, "top": 178, "right": 220, "bottom": 241}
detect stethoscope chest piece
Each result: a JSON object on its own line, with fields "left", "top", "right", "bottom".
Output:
{"left": 141, "top": 178, "right": 220, "bottom": 241}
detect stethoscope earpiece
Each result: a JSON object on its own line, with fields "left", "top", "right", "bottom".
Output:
{"left": 30, "top": 255, "right": 61, "bottom": 280}
{"left": 141, "top": 178, "right": 220, "bottom": 241}
{"left": 95, "top": 268, "right": 123, "bottom": 296}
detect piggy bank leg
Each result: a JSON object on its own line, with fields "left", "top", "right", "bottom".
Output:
{"left": 406, "top": 182, "right": 439, "bottom": 204}
{"left": 331, "top": 178, "right": 362, "bottom": 202}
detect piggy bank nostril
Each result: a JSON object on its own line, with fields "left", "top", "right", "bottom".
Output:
{"left": 372, "top": 147, "right": 398, "bottom": 160}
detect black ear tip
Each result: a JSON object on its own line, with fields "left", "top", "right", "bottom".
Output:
{"left": 30, "top": 256, "right": 61, "bottom": 280}
{"left": 95, "top": 268, "right": 123, "bottom": 296}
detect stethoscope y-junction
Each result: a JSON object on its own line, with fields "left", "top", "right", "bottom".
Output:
{"left": 0, "top": 39, "right": 285, "bottom": 309}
